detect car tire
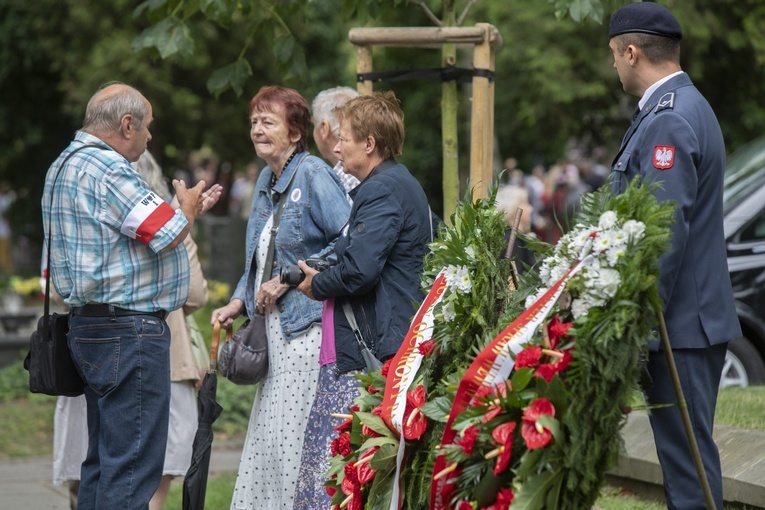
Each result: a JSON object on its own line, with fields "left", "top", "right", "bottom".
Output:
{"left": 720, "top": 337, "right": 765, "bottom": 388}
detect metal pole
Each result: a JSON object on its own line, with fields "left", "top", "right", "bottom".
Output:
{"left": 655, "top": 310, "right": 717, "bottom": 510}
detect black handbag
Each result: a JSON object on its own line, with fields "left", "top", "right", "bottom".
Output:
{"left": 218, "top": 160, "right": 301, "bottom": 385}
{"left": 218, "top": 315, "right": 268, "bottom": 385}
{"left": 23, "top": 146, "right": 97, "bottom": 396}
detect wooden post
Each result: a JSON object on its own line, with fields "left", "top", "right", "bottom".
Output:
{"left": 356, "top": 44, "right": 373, "bottom": 95}
{"left": 469, "top": 23, "right": 497, "bottom": 199}
{"left": 348, "top": 25, "right": 502, "bottom": 204}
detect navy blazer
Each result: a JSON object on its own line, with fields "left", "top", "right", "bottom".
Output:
{"left": 610, "top": 73, "right": 741, "bottom": 350}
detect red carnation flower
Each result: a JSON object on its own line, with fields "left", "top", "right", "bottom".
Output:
{"left": 515, "top": 345, "right": 543, "bottom": 369}
{"left": 418, "top": 339, "right": 437, "bottom": 355}
{"left": 402, "top": 385, "right": 428, "bottom": 440}
{"left": 456, "top": 425, "right": 479, "bottom": 455}
{"left": 521, "top": 398, "right": 555, "bottom": 449}
{"left": 335, "top": 432, "right": 352, "bottom": 456}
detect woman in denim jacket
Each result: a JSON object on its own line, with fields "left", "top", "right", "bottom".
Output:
{"left": 211, "top": 86, "right": 350, "bottom": 510}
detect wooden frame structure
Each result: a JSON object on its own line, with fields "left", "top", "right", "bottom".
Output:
{"left": 349, "top": 24, "right": 502, "bottom": 199}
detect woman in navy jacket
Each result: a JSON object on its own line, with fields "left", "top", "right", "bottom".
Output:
{"left": 294, "top": 91, "right": 431, "bottom": 509}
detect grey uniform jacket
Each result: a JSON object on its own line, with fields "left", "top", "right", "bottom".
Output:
{"left": 610, "top": 72, "right": 741, "bottom": 350}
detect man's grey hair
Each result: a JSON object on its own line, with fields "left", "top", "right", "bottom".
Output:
{"left": 312, "top": 86, "right": 360, "bottom": 136}
{"left": 134, "top": 150, "right": 171, "bottom": 201}
{"left": 82, "top": 83, "right": 149, "bottom": 134}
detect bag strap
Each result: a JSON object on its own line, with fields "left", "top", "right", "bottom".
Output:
{"left": 341, "top": 301, "right": 372, "bottom": 351}
{"left": 43, "top": 143, "right": 103, "bottom": 340}
{"left": 258, "top": 153, "right": 306, "bottom": 289}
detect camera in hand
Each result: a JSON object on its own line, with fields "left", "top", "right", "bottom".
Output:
{"left": 280, "top": 258, "right": 329, "bottom": 287}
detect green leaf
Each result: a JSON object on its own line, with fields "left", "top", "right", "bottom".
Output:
{"left": 131, "top": 17, "right": 194, "bottom": 59}
{"left": 355, "top": 411, "right": 396, "bottom": 439}
{"left": 511, "top": 468, "right": 563, "bottom": 509}
{"left": 421, "top": 396, "right": 452, "bottom": 422}
{"left": 206, "top": 59, "right": 252, "bottom": 97}
{"left": 511, "top": 367, "right": 534, "bottom": 392}
{"left": 369, "top": 443, "right": 398, "bottom": 471}
{"left": 359, "top": 436, "right": 399, "bottom": 451}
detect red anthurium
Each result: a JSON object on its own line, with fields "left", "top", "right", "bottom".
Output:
{"left": 547, "top": 315, "right": 574, "bottom": 349}
{"left": 457, "top": 501, "right": 474, "bottom": 510}
{"left": 521, "top": 398, "right": 555, "bottom": 449}
{"left": 486, "top": 422, "right": 516, "bottom": 474}
{"left": 479, "top": 382, "right": 512, "bottom": 423}
{"left": 326, "top": 484, "right": 337, "bottom": 497}
{"left": 515, "top": 345, "right": 543, "bottom": 369}
{"left": 402, "top": 385, "right": 428, "bottom": 440}
{"left": 481, "top": 487, "right": 515, "bottom": 510}
{"left": 333, "top": 404, "right": 360, "bottom": 432}
{"left": 361, "top": 406, "right": 383, "bottom": 438}
{"left": 418, "top": 339, "right": 437, "bottom": 355}
{"left": 355, "top": 446, "right": 379, "bottom": 486}
{"left": 536, "top": 350, "right": 574, "bottom": 382}
{"left": 456, "top": 425, "right": 479, "bottom": 455}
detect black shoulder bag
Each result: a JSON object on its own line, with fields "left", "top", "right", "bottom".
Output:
{"left": 24, "top": 145, "right": 100, "bottom": 396}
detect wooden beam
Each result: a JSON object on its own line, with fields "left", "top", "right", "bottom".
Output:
{"left": 349, "top": 26, "right": 501, "bottom": 49}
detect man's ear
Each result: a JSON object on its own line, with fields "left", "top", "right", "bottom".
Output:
{"left": 626, "top": 44, "right": 639, "bottom": 66}
{"left": 319, "top": 120, "right": 331, "bottom": 140}
{"left": 120, "top": 114, "right": 134, "bottom": 138}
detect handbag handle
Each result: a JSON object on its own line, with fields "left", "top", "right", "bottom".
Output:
{"left": 210, "top": 319, "right": 233, "bottom": 373}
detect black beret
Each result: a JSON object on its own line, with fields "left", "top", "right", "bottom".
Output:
{"left": 609, "top": 2, "right": 682, "bottom": 40}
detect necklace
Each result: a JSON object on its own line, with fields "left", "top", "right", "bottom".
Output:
{"left": 270, "top": 151, "right": 298, "bottom": 188}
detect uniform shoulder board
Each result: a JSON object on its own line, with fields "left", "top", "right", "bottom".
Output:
{"left": 654, "top": 92, "right": 675, "bottom": 113}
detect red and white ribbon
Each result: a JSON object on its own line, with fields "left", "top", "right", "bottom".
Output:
{"left": 120, "top": 191, "right": 175, "bottom": 245}
{"left": 380, "top": 270, "right": 448, "bottom": 510}
{"left": 430, "top": 256, "right": 592, "bottom": 510}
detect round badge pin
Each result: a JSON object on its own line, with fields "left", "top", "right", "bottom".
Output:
{"left": 291, "top": 188, "right": 302, "bottom": 202}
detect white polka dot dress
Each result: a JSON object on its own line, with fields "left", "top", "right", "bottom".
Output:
{"left": 230, "top": 214, "right": 322, "bottom": 510}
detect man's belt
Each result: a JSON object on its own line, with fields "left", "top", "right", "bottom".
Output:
{"left": 71, "top": 304, "right": 167, "bottom": 320}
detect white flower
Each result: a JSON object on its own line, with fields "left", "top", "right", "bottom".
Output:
{"left": 598, "top": 210, "right": 618, "bottom": 230}
{"left": 454, "top": 266, "right": 472, "bottom": 294}
{"left": 442, "top": 300, "right": 456, "bottom": 322}
{"left": 593, "top": 231, "right": 613, "bottom": 251}
{"left": 571, "top": 298, "right": 589, "bottom": 319}
{"left": 591, "top": 267, "right": 621, "bottom": 299}
{"left": 623, "top": 220, "right": 646, "bottom": 241}
{"left": 605, "top": 245, "right": 626, "bottom": 266}
{"left": 465, "top": 246, "right": 476, "bottom": 260}
{"left": 444, "top": 265, "right": 460, "bottom": 285}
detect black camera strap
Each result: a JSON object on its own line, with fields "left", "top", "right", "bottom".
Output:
{"left": 257, "top": 154, "right": 305, "bottom": 302}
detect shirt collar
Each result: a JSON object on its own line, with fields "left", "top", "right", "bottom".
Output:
{"left": 639, "top": 70, "right": 684, "bottom": 110}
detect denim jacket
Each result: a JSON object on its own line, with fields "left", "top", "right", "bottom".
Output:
{"left": 232, "top": 151, "right": 350, "bottom": 339}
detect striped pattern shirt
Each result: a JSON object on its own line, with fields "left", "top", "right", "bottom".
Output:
{"left": 332, "top": 162, "right": 360, "bottom": 196}
{"left": 42, "top": 131, "right": 190, "bottom": 312}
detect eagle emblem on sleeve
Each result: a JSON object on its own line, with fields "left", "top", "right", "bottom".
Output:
{"left": 653, "top": 145, "right": 675, "bottom": 170}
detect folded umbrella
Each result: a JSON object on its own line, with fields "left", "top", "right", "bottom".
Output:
{"left": 182, "top": 320, "right": 229, "bottom": 510}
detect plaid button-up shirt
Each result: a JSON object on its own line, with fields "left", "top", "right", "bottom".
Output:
{"left": 42, "top": 131, "right": 190, "bottom": 312}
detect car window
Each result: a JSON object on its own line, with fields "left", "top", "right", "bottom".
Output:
{"left": 740, "top": 211, "right": 765, "bottom": 242}
{"left": 724, "top": 135, "right": 765, "bottom": 214}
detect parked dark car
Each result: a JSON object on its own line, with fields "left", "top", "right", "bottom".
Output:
{"left": 722, "top": 134, "right": 765, "bottom": 387}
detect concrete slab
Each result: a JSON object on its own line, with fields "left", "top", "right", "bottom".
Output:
{"left": 609, "top": 412, "right": 765, "bottom": 509}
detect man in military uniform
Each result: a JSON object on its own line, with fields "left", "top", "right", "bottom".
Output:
{"left": 608, "top": 3, "right": 741, "bottom": 508}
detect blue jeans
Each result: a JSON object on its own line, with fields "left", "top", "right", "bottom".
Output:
{"left": 68, "top": 314, "right": 171, "bottom": 510}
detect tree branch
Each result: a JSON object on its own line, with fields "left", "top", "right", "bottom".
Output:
{"left": 411, "top": 0, "right": 443, "bottom": 27}
{"left": 457, "top": 0, "right": 478, "bottom": 26}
